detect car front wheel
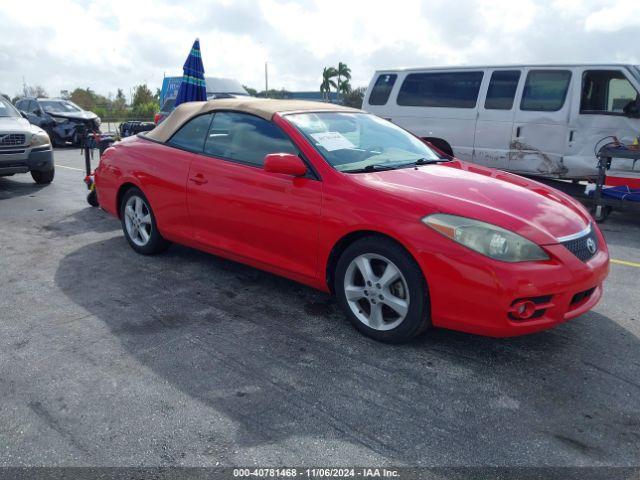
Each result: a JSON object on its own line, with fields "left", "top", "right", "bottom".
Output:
{"left": 335, "top": 236, "right": 431, "bottom": 343}
{"left": 31, "top": 167, "right": 55, "bottom": 184}
{"left": 120, "top": 188, "right": 170, "bottom": 255}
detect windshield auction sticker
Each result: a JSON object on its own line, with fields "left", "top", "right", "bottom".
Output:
{"left": 310, "top": 131, "right": 355, "bottom": 151}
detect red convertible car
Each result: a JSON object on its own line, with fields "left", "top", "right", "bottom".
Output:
{"left": 95, "top": 99, "right": 609, "bottom": 342}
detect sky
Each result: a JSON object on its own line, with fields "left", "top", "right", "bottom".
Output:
{"left": 0, "top": 0, "right": 638, "bottom": 101}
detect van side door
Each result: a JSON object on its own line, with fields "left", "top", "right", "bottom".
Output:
{"left": 509, "top": 68, "right": 573, "bottom": 176}
{"left": 473, "top": 69, "right": 522, "bottom": 169}
{"left": 389, "top": 70, "right": 484, "bottom": 161}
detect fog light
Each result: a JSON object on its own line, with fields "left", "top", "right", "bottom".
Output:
{"left": 511, "top": 300, "right": 536, "bottom": 320}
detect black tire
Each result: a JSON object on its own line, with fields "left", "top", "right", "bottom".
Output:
{"left": 119, "top": 187, "right": 170, "bottom": 255}
{"left": 87, "top": 189, "right": 99, "bottom": 207}
{"left": 334, "top": 236, "right": 430, "bottom": 343}
{"left": 592, "top": 205, "right": 612, "bottom": 223}
{"left": 31, "top": 167, "right": 55, "bottom": 184}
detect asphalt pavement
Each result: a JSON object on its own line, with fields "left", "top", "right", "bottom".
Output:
{"left": 0, "top": 148, "right": 639, "bottom": 467}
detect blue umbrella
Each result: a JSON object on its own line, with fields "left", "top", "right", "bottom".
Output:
{"left": 174, "top": 39, "right": 207, "bottom": 107}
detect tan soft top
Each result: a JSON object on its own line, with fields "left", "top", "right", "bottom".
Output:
{"left": 145, "top": 97, "right": 361, "bottom": 143}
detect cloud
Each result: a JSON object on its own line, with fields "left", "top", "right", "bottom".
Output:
{"left": 0, "top": 0, "right": 638, "bottom": 100}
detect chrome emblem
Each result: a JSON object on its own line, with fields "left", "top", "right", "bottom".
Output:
{"left": 586, "top": 237, "right": 597, "bottom": 255}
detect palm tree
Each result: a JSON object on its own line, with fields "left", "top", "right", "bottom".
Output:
{"left": 336, "top": 62, "right": 352, "bottom": 102}
{"left": 320, "top": 67, "right": 338, "bottom": 102}
{"left": 338, "top": 79, "right": 351, "bottom": 97}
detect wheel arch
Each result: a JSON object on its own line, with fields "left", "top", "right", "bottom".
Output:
{"left": 115, "top": 182, "right": 140, "bottom": 218}
{"left": 325, "top": 229, "right": 422, "bottom": 293}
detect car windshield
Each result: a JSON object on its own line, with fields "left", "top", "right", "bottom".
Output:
{"left": 0, "top": 97, "right": 20, "bottom": 118}
{"left": 39, "top": 100, "right": 81, "bottom": 112}
{"left": 286, "top": 112, "right": 443, "bottom": 172}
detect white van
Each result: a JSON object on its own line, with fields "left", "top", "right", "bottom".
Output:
{"left": 364, "top": 64, "right": 640, "bottom": 180}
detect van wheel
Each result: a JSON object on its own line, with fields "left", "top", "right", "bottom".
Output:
{"left": 334, "top": 236, "right": 431, "bottom": 343}
{"left": 423, "top": 138, "right": 453, "bottom": 157}
{"left": 120, "top": 187, "right": 170, "bottom": 255}
{"left": 592, "top": 205, "right": 612, "bottom": 223}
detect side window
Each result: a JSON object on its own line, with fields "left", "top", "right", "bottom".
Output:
{"left": 168, "top": 113, "right": 213, "bottom": 152}
{"left": 520, "top": 70, "right": 571, "bottom": 112}
{"left": 204, "top": 112, "right": 297, "bottom": 166}
{"left": 581, "top": 70, "right": 639, "bottom": 114}
{"left": 15, "top": 100, "right": 24, "bottom": 110}
{"left": 397, "top": 71, "right": 484, "bottom": 108}
{"left": 368, "top": 74, "right": 397, "bottom": 105}
{"left": 485, "top": 70, "right": 521, "bottom": 110}
{"left": 27, "top": 101, "right": 38, "bottom": 113}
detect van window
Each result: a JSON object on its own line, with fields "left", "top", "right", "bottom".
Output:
{"left": 397, "top": 71, "right": 484, "bottom": 108}
{"left": 520, "top": 70, "right": 571, "bottom": 112}
{"left": 369, "top": 74, "right": 397, "bottom": 105}
{"left": 485, "top": 70, "right": 521, "bottom": 110}
{"left": 581, "top": 70, "right": 639, "bottom": 114}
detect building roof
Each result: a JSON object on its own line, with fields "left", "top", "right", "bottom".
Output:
{"left": 145, "top": 97, "right": 359, "bottom": 143}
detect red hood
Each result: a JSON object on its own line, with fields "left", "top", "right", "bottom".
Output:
{"left": 349, "top": 161, "right": 591, "bottom": 245}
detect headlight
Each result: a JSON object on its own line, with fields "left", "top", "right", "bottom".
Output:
{"left": 52, "top": 117, "right": 68, "bottom": 124}
{"left": 422, "top": 213, "right": 549, "bottom": 262}
{"left": 30, "top": 129, "right": 51, "bottom": 147}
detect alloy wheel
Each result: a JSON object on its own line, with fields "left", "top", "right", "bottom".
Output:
{"left": 124, "top": 195, "right": 152, "bottom": 247}
{"left": 343, "top": 253, "right": 410, "bottom": 331}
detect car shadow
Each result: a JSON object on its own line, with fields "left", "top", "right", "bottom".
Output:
{"left": 42, "top": 207, "right": 121, "bottom": 238}
{"left": 54, "top": 238, "right": 640, "bottom": 465}
{"left": 0, "top": 176, "right": 47, "bottom": 200}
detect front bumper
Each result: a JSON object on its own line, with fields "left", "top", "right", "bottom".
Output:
{"left": 0, "top": 147, "right": 54, "bottom": 175}
{"left": 415, "top": 227, "right": 610, "bottom": 337}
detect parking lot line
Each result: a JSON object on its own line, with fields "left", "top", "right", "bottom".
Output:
{"left": 55, "top": 164, "right": 85, "bottom": 172}
{"left": 611, "top": 259, "right": 640, "bottom": 268}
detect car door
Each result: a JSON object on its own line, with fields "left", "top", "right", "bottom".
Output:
{"left": 186, "top": 111, "right": 322, "bottom": 280}
{"left": 473, "top": 69, "right": 522, "bottom": 169}
{"left": 509, "top": 68, "right": 573, "bottom": 176}
{"left": 25, "top": 101, "right": 43, "bottom": 126}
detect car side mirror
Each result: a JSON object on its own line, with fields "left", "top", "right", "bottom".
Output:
{"left": 623, "top": 98, "right": 640, "bottom": 118}
{"left": 35, "top": 110, "right": 42, "bottom": 117}
{"left": 263, "top": 153, "right": 307, "bottom": 177}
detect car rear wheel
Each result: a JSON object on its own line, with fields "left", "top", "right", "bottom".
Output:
{"left": 335, "top": 236, "right": 430, "bottom": 343}
{"left": 31, "top": 168, "right": 55, "bottom": 184}
{"left": 120, "top": 188, "right": 170, "bottom": 255}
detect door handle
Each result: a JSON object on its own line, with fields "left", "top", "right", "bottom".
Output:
{"left": 515, "top": 126, "right": 521, "bottom": 138}
{"left": 189, "top": 174, "right": 208, "bottom": 185}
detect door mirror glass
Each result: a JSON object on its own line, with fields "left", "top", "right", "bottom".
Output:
{"left": 623, "top": 98, "right": 640, "bottom": 118}
{"left": 263, "top": 153, "right": 307, "bottom": 177}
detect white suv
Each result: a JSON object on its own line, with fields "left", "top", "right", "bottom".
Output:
{"left": 0, "top": 96, "right": 54, "bottom": 184}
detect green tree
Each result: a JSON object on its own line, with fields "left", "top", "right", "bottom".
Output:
{"left": 341, "top": 86, "right": 366, "bottom": 109}
{"left": 320, "top": 67, "right": 338, "bottom": 102}
{"left": 131, "top": 84, "right": 159, "bottom": 121}
{"left": 336, "top": 62, "right": 352, "bottom": 101}
{"left": 131, "top": 84, "right": 155, "bottom": 108}
{"left": 243, "top": 85, "right": 258, "bottom": 96}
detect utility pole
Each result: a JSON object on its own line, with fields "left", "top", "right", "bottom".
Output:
{"left": 265, "top": 62, "right": 269, "bottom": 94}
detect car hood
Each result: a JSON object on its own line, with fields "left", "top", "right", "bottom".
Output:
{"left": 46, "top": 110, "right": 97, "bottom": 121}
{"left": 350, "top": 161, "right": 591, "bottom": 245}
{"left": 0, "top": 116, "right": 31, "bottom": 132}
